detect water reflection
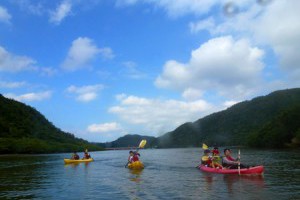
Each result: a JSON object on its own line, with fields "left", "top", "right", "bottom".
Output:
{"left": 127, "top": 169, "right": 144, "bottom": 200}
{"left": 64, "top": 161, "right": 92, "bottom": 168}
{"left": 128, "top": 169, "right": 143, "bottom": 183}
{"left": 199, "top": 172, "right": 266, "bottom": 199}
{"left": 0, "top": 155, "right": 52, "bottom": 199}
{"left": 0, "top": 149, "right": 299, "bottom": 199}
{"left": 64, "top": 163, "right": 80, "bottom": 168}
{"left": 203, "top": 174, "right": 213, "bottom": 191}
{"left": 223, "top": 174, "right": 265, "bottom": 194}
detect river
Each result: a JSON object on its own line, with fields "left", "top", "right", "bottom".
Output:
{"left": 0, "top": 148, "right": 299, "bottom": 200}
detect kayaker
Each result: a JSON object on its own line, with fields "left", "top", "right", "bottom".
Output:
{"left": 201, "top": 149, "right": 214, "bottom": 167}
{"left": 133, "top": 152, "right": 140, "bottom": 162}
{"left": 212, "top": 147, "right": 223, "bottom": 169}
{"left": 212, "top": 147, "right": 220, "bottom": 155}
{"left": 222, "top": 149, "right": 248, "bottom": 169}
{"left": 71, "top": 152, "right": 80, "bottom": 160}
{"left": 128, "top": 151, "right": 134, "bottom": 163}
{"left": 83, "top": 151, "right": 91, "bottom": 159}
{"left": 128, "top": 151, "right": 140, "bottom": 163}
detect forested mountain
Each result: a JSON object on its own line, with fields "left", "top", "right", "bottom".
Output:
{"left": 2, "top": 88, "right": 299, "bottom": 153}
{"left": 157, "top": 88, "right": 300, "bottom": 148}
{"left": 98, "top": 134, "right": 157, "bottom": 148}
{"left": 0, "top": 94, "right": 103, "bottom": 154}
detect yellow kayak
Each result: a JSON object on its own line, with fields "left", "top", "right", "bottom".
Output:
{"left": 64, "top": 158, "right": 94, "bottom": 164}
{"left": 128, "top": 161, "right": 144, "bottom": 169}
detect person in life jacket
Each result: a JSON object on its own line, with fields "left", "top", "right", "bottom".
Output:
{"left": 83, "top": 150, "right": 91, "bottom": 159}
{"left": 128, "top": 151, "right": 140, "bottom": 163}
{"left": 71, "top": 152, "right": 80, "bottom": 160}
{"left": 212, "top": 147, "right": 220, "bottom": 155}
{"left": 211, "top": 147, "right": 223, "bottom": 169}
{"left": 222, "top": 148, "right": 248, "bottom": 169}
{"left": 201, "top": 149, "right": 214, "bottom": 167}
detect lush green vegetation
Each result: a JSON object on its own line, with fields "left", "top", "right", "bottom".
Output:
{"left": 99, "top": 134, "right": 157, "bottom": 148}
{"left": 156, "top": 88, "right": 300, "bottom": 148}
{"left": 2, "top": 88, "right": 300, "bottom": 152}
{"left": 247, "top": 105, "right": 300, "bottom": 148}
{"left": 0, "top": 94, "right": 103, "bottom": 154}
{"left": 97, "top": 88, "right": 300, "bottom": 149}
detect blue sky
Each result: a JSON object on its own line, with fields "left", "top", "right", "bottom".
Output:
{"left": 1, "top": 0, "right": 299, "bottom": 142}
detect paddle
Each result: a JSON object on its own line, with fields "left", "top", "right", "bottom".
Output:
{"left": 238, "top": 149, "right": 241, "bottom": 175}
{"left": 125, "top": 140, "right": 147, "bottom": 168}
{"left": 138, "top": 140, "right": 147, "bottom": 150}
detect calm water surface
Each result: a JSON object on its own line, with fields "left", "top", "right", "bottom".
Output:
{"left": 0, "top": 148, "right": 299, "bottom": 200}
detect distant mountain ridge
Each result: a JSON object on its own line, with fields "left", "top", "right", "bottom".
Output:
{"left": 157, "top": 88, "right": 300, "bottom": 148}
{"left": 2, "top": 88, "right": 299, "bottom": 153}
{"left": 105, "top": 88, "right": 300, "bottom": 149}
{"left": 98, "top": 134, "right": 157, "bottom": 148}
{"left": 0, "top": 94, "right": 103, "bottom": 154}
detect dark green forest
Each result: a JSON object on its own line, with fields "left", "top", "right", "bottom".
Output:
{"left": 156, "top": 88, "right": 300, "bottom": 148}
{"left": 99, "top": 134, "right": 157, "bottom": 148}
{"left": 99, "top": 88, "right": 300, "bottom": 149}
{"left": 0, "top": 94, "right": 103, "bottom": 154}
{"left": 1, "top": 88, "right": 300, "bottom": 153}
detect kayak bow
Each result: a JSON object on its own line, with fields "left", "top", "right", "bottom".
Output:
{"left": 127, "top": 161, "right": 144, "bottom": 170}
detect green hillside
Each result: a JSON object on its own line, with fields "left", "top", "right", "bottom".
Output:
{"left": 99, "top": 134, "right": 157, "bottom": 148}
{"left": 157, "top": 88, "right": 300, "bottom": 148}
{"left": 0, "top": 94, "right": 103, "bottom": 154}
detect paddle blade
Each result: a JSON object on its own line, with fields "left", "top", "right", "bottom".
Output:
{"left": 139, "top": 140, "right": 147, "bottom": 148}
{"left": 202, "top": 143, "right": 208, "bottom": 150}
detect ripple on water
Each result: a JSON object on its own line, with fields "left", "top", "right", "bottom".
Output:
{"left": 0, "top": 149, "right": 299, "bottom": 199}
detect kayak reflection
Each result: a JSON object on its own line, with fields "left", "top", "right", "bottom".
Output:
{"left": 129, "top": 169, "right": 143, "bottom": 183}
{"left": 223, "top": 174, "right": 265, "bottom": 194}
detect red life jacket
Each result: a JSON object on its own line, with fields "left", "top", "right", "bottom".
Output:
{"left": 206, "top": 158, "right": 212, "bottom": 165}
{"left": 226, "top": 155, "right": 235, "bottom": 161}
{"left": 212, "top": 149, "right": 220, "bottom": 155}
{"left": 132, "top": 154, "right": 139, "bottom": 162}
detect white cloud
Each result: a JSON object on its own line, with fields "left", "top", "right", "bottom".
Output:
{"left": 116, "top": 0, "right": 139, "bottom": 7}
{"left": 4, "top": 91, "right": 52, "bottom": 102}
{"left": 99, "top": 47, "right": 115, "bottom": 60}
{"left": 121, "top": 61, "right": 146, "bottom": 79}
{"left": 66, "top": 84, "right": 104, "bottom": 102}
{"left": 0, "top": 46, "right": 37, "bottom": 72}
{"left": 253, "top": 0, "right": 300, "bottom": 74}
{"left": 189, "top": 17, "right": 215, "bottom": 34}
{"left": 223, "top": 100, "right": 239, "bottom": 108}
{"left": 87, "top": 122, "right": 121, "bottom": 133}
{"left": 12, "top": 0, "right": 45, "bottom": 16}
{"left": 0, "top": 81, "right": 26, "bottom": 88}
{"left": 109, "top": 94, "right": 215, "bottom": 135}
{"left": 40, "top": 67, "right": 58, "bottom": 76}
{"left": 190, "top": 1, "right": 300, "bottom": 79}
{"left": 0, "top": 6, "right": 11, "bottom": 24}
{"left": 155, "top": 36, "right": 265, "bottom": 99}
{"left": 119, "top": 0, "right": 218, "bottom": 18}
{"left": 182, "top": 88, "right": 203, "bottom": 101}
{"left": 62, "top": 37, "right": 114, "bottom": 71}
{"left": 49, "top": 0, "right": 72, "bottom": 25}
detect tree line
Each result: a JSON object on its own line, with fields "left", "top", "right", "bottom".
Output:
{"left": 0, "top": 94, "right": 103, "bottom": 154}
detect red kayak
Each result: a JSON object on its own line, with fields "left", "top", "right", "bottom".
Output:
{"left": 198, "top": 165, "right": 264, "bottom": 175}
